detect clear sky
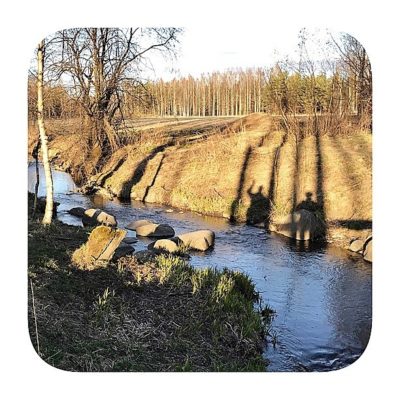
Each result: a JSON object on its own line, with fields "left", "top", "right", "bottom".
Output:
{"left": 147, "top": 26, "right": 338, "bottom": 80}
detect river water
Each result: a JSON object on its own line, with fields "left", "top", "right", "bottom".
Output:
{"left": 28, "top": 163, "right": 372, "bottom": 372}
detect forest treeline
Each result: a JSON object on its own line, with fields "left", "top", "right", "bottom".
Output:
{"left": 28, "top": 65, "right": 371, "bottom": 126}
{"left": 28, "top": 32, "right": 371, "bottom": 132}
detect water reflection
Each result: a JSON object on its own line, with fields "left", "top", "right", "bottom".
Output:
{"left": 28, "top": 161, "right": 76, "bottom": 195}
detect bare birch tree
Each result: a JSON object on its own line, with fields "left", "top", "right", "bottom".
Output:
{"left": 37, "top": 40, "right": 54, "bottom": 225}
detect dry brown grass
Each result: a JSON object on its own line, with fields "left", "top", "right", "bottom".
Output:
{"left": 321, "top": 132, "right": 372, "bottom": 221}
{"left": 96, "top": 115, "right": 371, "bottom": 233}
{"left": 32, "top": 114, "right": 372, "bottom": 246}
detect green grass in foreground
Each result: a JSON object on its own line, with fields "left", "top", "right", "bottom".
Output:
{"left": 28, "top": 218, "right": 272, "bottom": 372}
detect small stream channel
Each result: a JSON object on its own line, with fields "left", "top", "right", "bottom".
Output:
{"left": 28, "top": 163, "right": 372, "bottom": 372}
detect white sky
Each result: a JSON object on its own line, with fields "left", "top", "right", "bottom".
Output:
{"left": 147, "top": 26, "right": 338, "bottom": 80}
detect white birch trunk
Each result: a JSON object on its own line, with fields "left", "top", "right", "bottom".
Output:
{"left": 37, "top": 40, "right": 54, "bottom": 225}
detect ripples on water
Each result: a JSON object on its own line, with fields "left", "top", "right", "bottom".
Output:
{"left": 28, "top": 164, "right": 372, "bottom": 372}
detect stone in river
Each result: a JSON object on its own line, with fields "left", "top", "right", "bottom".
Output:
{"left": 126, "top": 219, "right": 153, "bottom": 231}
{"left": 136, "top": 223, "right": 175, "bottom": 238}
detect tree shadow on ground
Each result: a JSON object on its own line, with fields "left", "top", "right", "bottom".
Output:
{"left": 230, "top": 146, "right": 252, "bottom": 221}
{"left": 97, "top": 155, "right": 128, "bottom": 187}
{"left": 120, "top": 143, "right": 172, "bottom": 198}
{"left": 143, "top": 154, "right": 165, "bottom": 202}
{"left": 313, "top": 131, "right": 327, "bottom": 239}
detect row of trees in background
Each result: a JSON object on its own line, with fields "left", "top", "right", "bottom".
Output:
{"left": 122, "top": 69, "right": 264, "bottom": 117}
{"left": 29, "top": 32, "right": 371, "bottom": 132}
{"left": 265, "top": 32, "right": 372, "bottom": 135}
{"left": 28, "top": 64, "right": 369, "bottom": 120}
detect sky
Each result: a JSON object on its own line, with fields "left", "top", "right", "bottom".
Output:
{"left": 147, "top": 26, "right": 339, "bottom": 80}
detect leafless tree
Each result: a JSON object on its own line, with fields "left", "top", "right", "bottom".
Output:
{"left": 37, "top": 40, "right": 54, "bottom": 225}
{"left": 330, "top": 33, "right": 372, "bottom": 128}
{"left": 47, "top": 28, "right": 181, "bottom": 166}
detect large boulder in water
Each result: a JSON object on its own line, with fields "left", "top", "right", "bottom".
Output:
{"left": 363, "top": 237, "right": 372, "bottom": 263}
{"left": 68, "top": 207, "right": 85, "bottom": 218}
{"left": 126, "top": 219, "right": 153, "bottom": 231}
{"left": 136, "top": 223, "right": 175, "bottom": 238}
{"left": 123, "top": 236, "right": 138, "bottom": 244}
{"left": 82, "top": 208, "right": 117, "bottom": 227}
{"left": 177, "top": 230, "right": 215, "bottom": 251}
{"left": 151, "top": 238, "right": 181, "bottom": 253}
{"left": 72, "top": 226, "right": 126, "bottom": 269}
{"left": 270, "top": 209, "right": 324, "bottom": 241}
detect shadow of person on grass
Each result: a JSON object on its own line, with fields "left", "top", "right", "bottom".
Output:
{"left": 295, "top": 191, "right": 319, "bottom": 213}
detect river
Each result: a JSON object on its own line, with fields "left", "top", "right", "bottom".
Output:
{"left": 28, "top": 163, "right": 372, "bottom": 372}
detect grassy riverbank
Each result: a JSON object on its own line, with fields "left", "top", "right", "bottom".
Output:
{"left": 28, "top": 214, "right": 271, "bottom": 371}
{"left": 29, "top": 114, "right": 372, "bottom": 249}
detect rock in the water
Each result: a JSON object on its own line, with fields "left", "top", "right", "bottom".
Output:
{"left": 349, "top": 239, "right": 364, "bottom": 253}
{"left": 152, "top": 238, "right": 181, "bottom": 253}
{"left": 270, "top": 209, "right": 324, "bottom": 241}
{"left": 82, "top": 208, "right": 117, "bottom": 227}
{"left": 125, "top": 219, "right": 153, "bottom": 231}
{"left": 134, "top": 250, "right": 157, "bottom": 264}
{"left": 136, "top": 223, "right": 175, "bottom": 238}
{"left": 363, "top": 238, "right": 372, "bottom": 263}
{"left": 72, "top": 226, "right": 126, "bottom": 269}
{"left": 68, "top": 207, "right": 86, "bottom": 218}
{"left": 122, "top": 237, "right": 138, "bottom": 244}
{"left": 165, "top": 208, "right": 174, "bottom": 213}
{"left": 177, "top": 230, "right": 215, "bottom": 251}
{"left": 113, "top": 243, "right": 135, "bottom": 260}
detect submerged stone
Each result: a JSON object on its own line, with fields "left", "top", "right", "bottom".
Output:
{"left": 125, "top": 219, "right": 153, "bottom": 231}
{"left": 177, "top": 230, "right": 215, "bottom": 251}
{"left": 136, "top": 223, "right": 175, "bottom": 238}
{"left": 363, "top": 238, "right": 372, "bottom": 263}
{"left": 152, "top": 238, "right": 181, "bottom": 253}
{"left": 68, "top": 207, "right": 85, "bottom": 218}
{"left": 122, "top": 236, "right": 138, "bottom": 244}
{"left": 349, "top": 239, "right": 364, "bottom": 253}
{"left": 82, "top": 208, "right": 117, "bottom": 227}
